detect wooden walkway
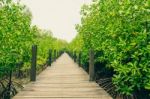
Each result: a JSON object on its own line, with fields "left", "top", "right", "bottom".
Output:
{"left": 13, "top": 53, "right": 112, "bottom": 99}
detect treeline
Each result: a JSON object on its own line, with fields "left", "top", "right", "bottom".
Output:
{"left": 68, "top": 0, "right": 150, "bottom": 98}
{"left": 0, "top": 0, "right": 67, "bottom": 78}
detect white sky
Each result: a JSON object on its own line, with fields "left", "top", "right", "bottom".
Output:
{"left": 20, "top": 0, "right": 92, "bottom": 42}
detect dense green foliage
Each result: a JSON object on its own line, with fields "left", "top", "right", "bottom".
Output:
{"left": 1, "top": 0, "right": 150, "bottom": 98}
{"left": 0, "top": 0, "right": 67, "bottom": 78}
{"left": 0, "top": 1, "right": 33, "bottom": 76}
{"left": 68, "top": 0, "right": 150, "bottom": 97}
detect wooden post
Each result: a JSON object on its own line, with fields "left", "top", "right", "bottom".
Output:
{"left": 59, "top": 50, "right": 61, "bottom": 56}
{"left": 71, "top": 51, "right": 73, "bottom": 58}
{"left": 89, "top": 49, "right": 95, "bottom": 81}
{"left": 74, "top": 51, "right": 76, "bottom": 62}
{"left": 30, "top": 45, "right": 37, "bottom": 81}
{"left": 78, "top": 52, "right": 81, "bottom": 67}
{"left": 48, "top": 49, "right": 52, "bottom": 66}
{"left": 54, "top": 50, "right": 56, "bottom": 61}
{"left": 57, "top": 51, "right": 59, "bottom": 58}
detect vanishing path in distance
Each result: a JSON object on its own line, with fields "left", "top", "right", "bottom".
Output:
{"left": 13, "top": 53, "right": 112, "bottom": 99}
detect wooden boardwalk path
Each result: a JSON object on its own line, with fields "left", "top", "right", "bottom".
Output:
{"left": 13, "top": 53, "right": 112, "bottom": 99}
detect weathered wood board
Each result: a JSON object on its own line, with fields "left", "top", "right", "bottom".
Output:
{"left": 13, "top": 53, "right": 112, "bottom": 99}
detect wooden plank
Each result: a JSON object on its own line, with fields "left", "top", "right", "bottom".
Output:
{"left": 13, "top": 53, "right": 112, "bottom": 99}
